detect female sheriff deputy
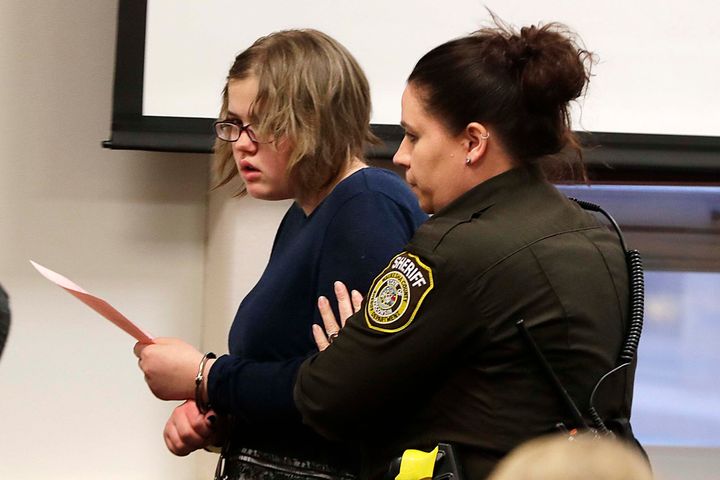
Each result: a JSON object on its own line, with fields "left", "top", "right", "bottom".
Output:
{"left": 294, "top": 20, "right": 642, "bottom": 480}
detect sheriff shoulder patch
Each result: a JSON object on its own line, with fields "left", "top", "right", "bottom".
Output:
{"left": 365, "top": 251, "right": 434, "bottom": 333}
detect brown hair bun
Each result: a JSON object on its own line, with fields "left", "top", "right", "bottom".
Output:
{"left": 507, "top": 24, "right": 594, "bottom": 114}
{"left": 407, "top": 14, "right": 596, "bottom": 180}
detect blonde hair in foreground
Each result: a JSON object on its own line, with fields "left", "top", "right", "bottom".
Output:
{"left": 487, "top": 434, "right": 653, "bottom": 480}
{"left": 213, "top": 29, "right": 379, "bottom": 197}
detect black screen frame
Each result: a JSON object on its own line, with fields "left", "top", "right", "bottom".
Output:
{"left": 104, "top": 0, "right": 720, "bottom": 184}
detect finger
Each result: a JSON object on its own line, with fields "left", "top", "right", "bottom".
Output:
{"left": 351, "top": 290, "right": 364, "bottom": 313}
{"left": 165, "top": 427, "right": 193, "bottom": 456}
{"left": 186, "top": 408, "right": 214, "bottom": 438}
{"left": 163, "top": 424, "right": 176, "bottom": 453}
{"left": 317, "top": 296, "right": 340, "bottom": 336}
{"left": 174, "top": 408, "right": 207, "bottom": 451}
{"left": 164, "top": 418, "right": 188, "bottom": 456}
{"left": 205, "top": 412, "right": 218, "bottom": 431}
{"left": 312, "top": 324, "right": 330, "bottom": 352}
{"left": 334, "top": 281, "right": 354, "bottom": 326}
{"left": 133, "top": 342, "right": 146, "bottom": 358}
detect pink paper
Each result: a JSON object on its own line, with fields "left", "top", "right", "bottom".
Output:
{"left": 30, "top": 260, "right": 154, "bottom": 344}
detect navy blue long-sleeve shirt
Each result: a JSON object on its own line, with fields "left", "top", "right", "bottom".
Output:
{"left": 207, "top": 168, "right": 426, "bottom": 459}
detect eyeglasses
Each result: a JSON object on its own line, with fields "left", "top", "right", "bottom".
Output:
{"left": 213, "top": 120, "right": 270, "bottom": 144}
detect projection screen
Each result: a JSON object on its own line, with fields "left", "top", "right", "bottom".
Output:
{"left": 105, "top": 0, "right": 720, "bottom": 182}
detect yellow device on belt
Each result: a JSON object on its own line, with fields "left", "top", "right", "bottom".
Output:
{"left": 394, "top": 446, "right": 439, "bottom": 480}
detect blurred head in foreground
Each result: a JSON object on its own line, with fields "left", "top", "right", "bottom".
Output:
{"left": 487, "top": 434, "right": 652, "bottom": 480}
{"left": 0, "top": 284, "right": 9, "bottom": 359}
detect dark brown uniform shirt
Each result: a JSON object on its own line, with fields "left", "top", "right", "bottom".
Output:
{"left": 295, "top": 167, "right": 637, "bottom": 479}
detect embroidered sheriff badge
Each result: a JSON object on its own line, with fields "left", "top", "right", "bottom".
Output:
{"left": 365, "top": 252, "right": 434, "bottom": 333}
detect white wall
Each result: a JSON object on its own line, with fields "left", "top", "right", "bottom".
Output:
{"left": 0, "top": 1, "right": 209, "bottom": 479}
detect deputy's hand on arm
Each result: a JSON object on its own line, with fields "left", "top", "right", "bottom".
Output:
{"left": 164, "top": 400, "right": 218, "bottom": 456}
{"left": 133, "top": 337, "right": 215, "bottom": 401}
{"left": 313, "top": 281, "right": 363, "bottom": 351}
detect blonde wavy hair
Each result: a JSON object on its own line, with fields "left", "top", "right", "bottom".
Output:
{"left": 487, "top": 434, "right": 652, "bottom": 480}
{"left": 213, "top": 29, "right": 379, "bottom": 197}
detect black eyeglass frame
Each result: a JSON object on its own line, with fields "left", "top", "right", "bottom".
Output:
{"left": 213, "top": 120, "right": 272, "bottom": 144}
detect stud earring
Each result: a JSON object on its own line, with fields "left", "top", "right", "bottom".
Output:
{"left": 465, "top": 157, "right": 472, "bottom": 166}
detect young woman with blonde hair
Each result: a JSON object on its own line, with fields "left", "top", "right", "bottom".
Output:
{"left": 134, "top": 29, "right": 426, "bottom": 479}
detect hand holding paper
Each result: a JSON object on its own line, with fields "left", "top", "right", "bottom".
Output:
{"left": 133, "top": 337, "right": 206, "bottom": 400}
{"left": 30, "top": 260, "right": 154, "bottom": 343}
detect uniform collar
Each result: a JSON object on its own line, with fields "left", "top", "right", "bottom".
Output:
{"left": 434, "top": 165, "right": 544, "bottom": 221}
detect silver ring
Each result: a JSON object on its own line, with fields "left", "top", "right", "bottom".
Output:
{"left": 327, "top": 331, "right": 340, "bottom": 343}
